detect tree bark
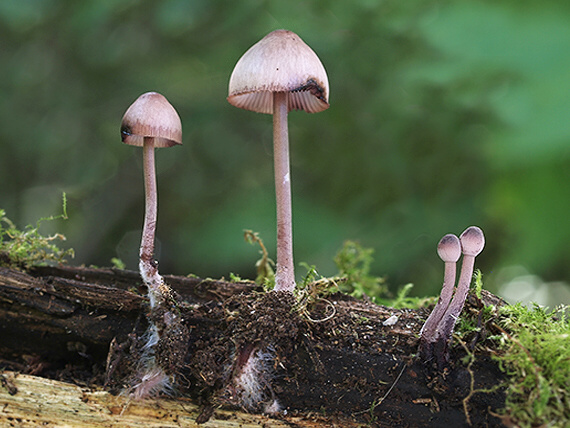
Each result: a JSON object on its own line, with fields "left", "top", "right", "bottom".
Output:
{"left": 0, "top": 264, "right": 507, "bottom": 427}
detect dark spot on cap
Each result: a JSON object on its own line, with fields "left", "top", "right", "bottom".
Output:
{"left": 292, "top": 79, "right": 326, "bottom": 102}
{"left": 120, "top": 125, "right": 132, "bottom": 142}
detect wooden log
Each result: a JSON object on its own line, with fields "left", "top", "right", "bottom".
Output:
{"left": 0, "top": 371, "right": 362, "bottom": 427}
{"left": 0, "top": 265, "right": 507, "bottom": 427}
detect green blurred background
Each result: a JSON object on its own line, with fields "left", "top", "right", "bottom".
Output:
{"left": 1, "top": 0, "right": 569, "bottom": 304}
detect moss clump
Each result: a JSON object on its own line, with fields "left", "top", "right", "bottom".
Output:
{"left": 334, "top": 240, "right": 387, "bottom": 300}
{"left": 243, "top": 229, "right": 275, "bottom": 288}
{"left": 0, "top": 194, "right": 74, "bottom": 269}
{"left": 495, "top": 303, "right": 570, "bottom": 426}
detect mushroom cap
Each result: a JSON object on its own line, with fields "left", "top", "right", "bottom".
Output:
{"left": 437, "top": 234, "right": 462, "bottom": 263}
{"left": 121, "top": 92, "right": 182, "bottom": 148}
{"left": 227, "top": 29, "right": 329, "bottom": 114}
{"left": 460, "top": 226, "right": 485, "bottom": 257}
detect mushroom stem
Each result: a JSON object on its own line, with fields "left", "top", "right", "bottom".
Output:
{"left": 436, "top": 253, "right": 476, "bottom": 343}
{"left": 140, "top": 137, "right": 160, "bottom": 304}
{"left": 272, "top": 91, "right": 295, "bottom": 292}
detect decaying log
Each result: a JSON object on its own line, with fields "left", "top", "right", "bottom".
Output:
{"left": 0, "top": 265, "right": 507, "bottom": 427}
{"left": 0, "top": 370, "right": 364, "bottom": 427}
{"left": 0, "top": 265, "right": 256, "bottom": 363}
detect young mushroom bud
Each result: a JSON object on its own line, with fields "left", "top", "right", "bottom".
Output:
{"left": 121, "top": 91, "right": 182, "bottom": 307}
{"left": 436, "top": 226, "right": 485, "bottom": 343}
{"left": 228, "top": 29, "right": 329, "bottom": 293}
{"left": 418, "top": 234, "right": 461, "bottom": 360}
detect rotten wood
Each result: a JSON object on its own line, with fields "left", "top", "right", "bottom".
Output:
{"left": 0, "top": 370, "right": 362, "bottom": 427}
{"left": 0, "top": 265, "right": 508, "bottom": 427}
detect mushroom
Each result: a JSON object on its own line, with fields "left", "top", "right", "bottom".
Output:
{"left": 120, "top": 92, "right": 189, "bottom": 400}
{"left": 418, "top": 233, "right": 461, "bottom": 359}
{"left": 120, "top": 91, "right": 182, "bottom": 306}
{"left": 435, "top": 226, "right": 485, "bottom": 345}
{"left": 227, "top": 29, "right": 329, "bottom": 292}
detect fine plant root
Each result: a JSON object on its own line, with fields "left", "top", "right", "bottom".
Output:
{"left": 295, "top": 276, "right": 344, "bottom": 322}
{"left": 356, "top": 361, "right": 408, "bottom": 420}
{"left": 455, "top": 335, "right": 505, "bottom": 426}
{"left": 301, "top": 297, "right": 336, "bottom": 323}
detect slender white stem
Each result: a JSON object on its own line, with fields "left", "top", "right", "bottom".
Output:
{"left": 436, "top": 255, "right": 475, "bottom": 342}
{"left": 420, "top": 233, "right": 460, "bottom": 341}
{"left": 272, "top": 92, "right": 295, "bottom": 292}
{"left": 140, "top": 137, "right": 162, "bottom": 306}
{"left": 420, "top": 260, "right": 457, "bottom": 338}
{"left": 141, "top": 138, "right": 157, "bottom": 264}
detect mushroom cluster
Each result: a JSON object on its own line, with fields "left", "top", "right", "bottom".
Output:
{"left": 418, "top": 226, "right": 485, "bottom": 367}
{"left": 115, "top": 30, "right": 488, "bottom": 414}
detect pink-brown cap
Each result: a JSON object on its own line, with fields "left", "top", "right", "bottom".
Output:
{"left": 460, "top": 226, "right": 485, "bottom": 257}
{"left": 121, "top": 92, "right": 182, "bottom": 148}
{"left": 227, "top": 30, "right": 329, "bottom": 114}
{"left": 437, "top": 234, "right": 461, "bottom": 263}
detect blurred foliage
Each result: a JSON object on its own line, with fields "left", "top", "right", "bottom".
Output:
{"left": 0, "top": 0, "right": 569, "bottom": 297}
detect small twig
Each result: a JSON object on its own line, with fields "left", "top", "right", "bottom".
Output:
{"left": 0, "top": 373, "right": 18, "bottom": 395}
{"left": 378, "top": 362, "right": 407, "bottom": 404}
{"left": 357, "top": 361, "right": 408, "bottom": 417}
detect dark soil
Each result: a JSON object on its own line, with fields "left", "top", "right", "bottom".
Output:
{"left": 107, "top": 289, "right": 507, "bottom": 426}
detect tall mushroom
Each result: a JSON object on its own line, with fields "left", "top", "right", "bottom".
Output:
{"left": 227, "top": 29, "right": 330, "bottom": 292}
{"left": 120, "top": 91, "right": 182, "bottom": 306}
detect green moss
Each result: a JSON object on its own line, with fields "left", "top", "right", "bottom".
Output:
{"left": 473, "top": 269, "right": 484, "bottom": 299}
{"left": 110, "top": 257, "right": 126, "bottom": 270}
{"left": 333, "top": 240, "right": 387, "bottom": 300}
{"left": 243, "top": 229, "right": 275, "bottom": 288}
{"left": 380, "top": 282, "right": 434, "bottom": 309}
{"left": 494, "top": 303, "right": 570, "bottom": 426}
{"left": 432, "top": 272, "right": 569, "bottom": 426}
{"left": 0, "top": 194, "right": 74, "bottom": 269}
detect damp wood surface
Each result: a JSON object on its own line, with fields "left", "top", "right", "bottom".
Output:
{"left": 0, "top": 371, "right": 360, "bottom": 427}
{"left": 0, "top": 264, "right": 508, "bottom": 427}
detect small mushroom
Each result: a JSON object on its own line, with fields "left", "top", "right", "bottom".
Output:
{"left": 418, "top": 234, "right": 461, "bottom": 359}
{"left": 435, "top": 226, "right": 485, "bottom": 345}
{"left": 120, "top": 91, "right": 182, "bottom": 306}
{"left": 120, "top": 92, "right": 188, "bottom": 400}
{"left": 228, "top": 29, "right": 329, "bottom": 293}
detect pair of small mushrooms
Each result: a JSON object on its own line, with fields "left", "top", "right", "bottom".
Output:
{"left": 418, "top": 226, "right": 485, "bottom": 367}
{"left": 121, "top": 30, "right": 329, "bottom": 299}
